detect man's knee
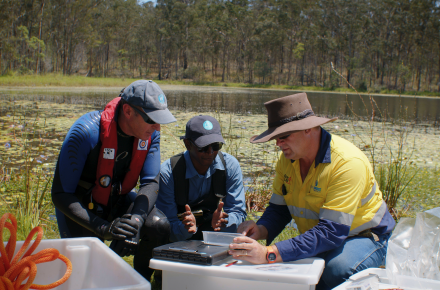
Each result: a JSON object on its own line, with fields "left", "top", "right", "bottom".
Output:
{"left": 320, "top": 254, "right": 354, "bottom": 288}
{"left": 319, "top": 237, "right": 387, "bottom": 289}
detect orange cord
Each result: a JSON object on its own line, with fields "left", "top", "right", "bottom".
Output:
{"left": 0, "top": 213, "right": 72, "bottom": 290}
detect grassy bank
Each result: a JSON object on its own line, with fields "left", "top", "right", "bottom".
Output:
{"left": 1, "top": 74, "right": 439, "bottom": 97}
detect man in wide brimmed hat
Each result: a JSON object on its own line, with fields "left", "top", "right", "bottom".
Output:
{"left": 228, "top": 93, "right": 395, "bottom": 289}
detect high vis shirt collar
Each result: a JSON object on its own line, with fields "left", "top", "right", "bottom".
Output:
{"left": 290, "top": 127, "right": 332, "bottom": 167}
{"left": 183, "top": 150, "right": 225, "bottom": 179}
{"left": 315, "top": 128, "right": 332, "bottom": 167}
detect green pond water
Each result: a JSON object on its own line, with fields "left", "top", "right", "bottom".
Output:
{"left": 1, "top": 87, "right": 439, "bottom": 169}
{"left": 2, "top": 86, "right": 440, "bottom": 122}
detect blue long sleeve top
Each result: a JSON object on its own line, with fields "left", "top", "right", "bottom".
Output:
{"left": 156, "top": 151, "right": 247, "bottom": 242}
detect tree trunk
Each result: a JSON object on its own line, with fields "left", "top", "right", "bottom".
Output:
{"left": 376, "top": 52, "right": 380, "bottom": 79}
{"left": 35, "top": 0, "right": 45, "bottom": 74}
{"left": 380, "top": 58, "right": 385, "bottom": 85}
{"left": 301, "top": 52, "right": 305, "bottom": 86}
{"left": 175, "top": 49, "right": 179, "bottom": 80}
{"left": 287, "top": 38, "right": 293, "bottom": 84}
{"left": 211, "top": 55, "right": 215, "bottom": 81}
{"left": 347, "top": 32, "right": 354, "bottom": 87}
{"left": 183, "top": 49, "right": 188, "bottom": 70}
{"left": 221, "top": 41, "right": 227, "bottom": 82}
{"left": 68, "top": 36, "right": 73, "bottom": 74}
{"left": 158, "top": 36, "right": 163, "bottom": 80}
{"left": 417, "top": 66, "right": 422, "bottom": 91}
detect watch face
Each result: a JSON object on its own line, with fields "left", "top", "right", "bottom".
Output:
{"left": 268, "top": 252, "right": 276, "bottom": 261}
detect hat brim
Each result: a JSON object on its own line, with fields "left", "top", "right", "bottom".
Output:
{"left": 193, "top": 134, "right": 225, "bottom": 148}
{"left": 143, "top": 108, "right": 177, "bottom": 124}
{"left": 250, "top": 116, "right": 338, "bottom": 143}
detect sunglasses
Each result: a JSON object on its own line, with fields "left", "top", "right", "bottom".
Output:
{"left": 278, "top": 134, "right": 291, "bottom": 140}
{"left": 190, "top": 140, "right": 223, "bottom": 152}
{"left": 130, "top": 105, "right": 156, "bottom": 125}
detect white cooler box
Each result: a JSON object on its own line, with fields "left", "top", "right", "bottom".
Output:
{"left": 7, "top": 237, "right": 150, "bottom": 290}
{"left": 333, "top": 268, "right": 440, "bottom": 290}
{"left": 150, "top": 257, "right": 325, "bottom": 290}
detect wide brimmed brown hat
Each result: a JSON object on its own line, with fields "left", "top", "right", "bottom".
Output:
{"left": 250, "top": 93, "right": 338, "bottom": 143}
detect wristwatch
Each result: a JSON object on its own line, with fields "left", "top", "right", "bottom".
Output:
{"left": 266, "top": 246, "right": 277, "bottom": 264}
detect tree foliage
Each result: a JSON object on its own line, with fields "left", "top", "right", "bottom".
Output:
{"left": 0, "top": 0, "right": 439, "bottom": 92}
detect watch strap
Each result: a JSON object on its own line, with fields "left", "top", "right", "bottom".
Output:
{"left": 266, "top": 245, "right": 277, "bottom": 264}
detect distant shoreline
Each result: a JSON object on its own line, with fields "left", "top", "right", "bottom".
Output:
{"left": 1, "top": 74, "right": 439, "bottom": 99}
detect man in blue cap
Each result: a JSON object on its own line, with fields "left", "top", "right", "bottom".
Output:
{"left": 52, "top": 80, "right": 176, "bottom": 281}
{"left": 156, "top": 115, "right": 247, "bottom": 242}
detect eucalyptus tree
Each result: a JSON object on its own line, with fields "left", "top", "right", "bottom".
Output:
{"left": 0, "top": 0, "right": 46, "bottom": 73}
{"left": 275, "top": 0, "right": 310, "bottom": 85}
{"left": 45, "top": 0, "right": 103, "bottom": 75}
{"left": 0, "top": 0, "right": 438, "bottom": 93}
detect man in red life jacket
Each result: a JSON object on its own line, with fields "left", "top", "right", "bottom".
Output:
{"left": 51, "top": 80, "right": 176, "bottom": 281}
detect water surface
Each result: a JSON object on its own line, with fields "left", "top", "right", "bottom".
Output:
{"left": 1, "top": 86, "right": 439, "bottom": 123}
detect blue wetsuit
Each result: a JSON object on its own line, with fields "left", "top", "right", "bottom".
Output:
{"left": 51, "top": 107, "right": 169, "bottom": 280}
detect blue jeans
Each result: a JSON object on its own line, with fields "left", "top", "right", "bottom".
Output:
{"left": 315, "top": 232, "right": 390, "bottom": 290}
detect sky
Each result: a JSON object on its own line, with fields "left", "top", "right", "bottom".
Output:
{"left": 138, "top": 0, "right": 156, "bottom": 5}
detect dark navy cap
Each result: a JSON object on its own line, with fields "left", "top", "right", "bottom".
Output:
{"left": 184, "top": 115, "right": 225, "bottom": 147}
{"left": 120, "top": 80, "right": 176, "bottom": 124}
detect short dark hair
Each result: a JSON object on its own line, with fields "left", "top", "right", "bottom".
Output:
{"left": 119, "top": 99, "right": 142, "bottom": 118}
{"left": 118, "top": 99, "right": 130, "bottom": 114}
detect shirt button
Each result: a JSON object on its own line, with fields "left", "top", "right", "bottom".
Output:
{"left": 300, "top": 211, "right": 304, "bottom": 215}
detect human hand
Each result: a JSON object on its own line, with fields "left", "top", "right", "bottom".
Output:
{"left": 181, "top": 204, "right": 197, "bottom": 234}
{"left": 99, "top": 214, "right": 139, "bottom": 240}
{"left": 109, "top": 214, "right": 144, "bottom": 256}
{"left": 109, "top": 214, "right": 144, "bottom": 257}
{"left": 228, "top": 236, "right": 268, "bottom": 264}
{"left": 212, "top": 202, "right": 229, "bottom": 231}
{"left": 237, "top": 220, "right": 265, "bottom": 240}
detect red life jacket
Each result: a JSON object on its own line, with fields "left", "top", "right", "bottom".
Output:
{"left": 92, "top": 97, "right": 151, "bottom": 206}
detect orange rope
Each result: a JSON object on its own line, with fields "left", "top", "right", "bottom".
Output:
{"left": 0, "top": 213, "right": 72, "bottom": 290}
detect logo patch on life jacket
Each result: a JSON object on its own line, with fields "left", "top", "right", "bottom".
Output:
{"left": 137, "top": 139, "right": 149, "bottom": 150}
{"left": 99, "top": 175, "right": 111, "bottom": 188}
{"left": 103, "top": 148, "right": 115, "bottom": 159}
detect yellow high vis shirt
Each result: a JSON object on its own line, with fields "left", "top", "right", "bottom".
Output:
{"left": 270, "top": 133, "right": 388, "bottom": 236}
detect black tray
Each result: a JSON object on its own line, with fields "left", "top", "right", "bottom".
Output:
{"left": 153, "top": 240, "right": 230, "bottom": 265}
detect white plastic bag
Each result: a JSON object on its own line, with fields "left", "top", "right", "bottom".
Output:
{"left": 386, "top": 207, "right": 440, "bottom": 285}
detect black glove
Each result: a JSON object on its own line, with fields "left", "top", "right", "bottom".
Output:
{"left": 109, "top": 214, "right": 144, "bottom": 257}
{"left": 98, "top": 214, "right": 140, "bottom": 241}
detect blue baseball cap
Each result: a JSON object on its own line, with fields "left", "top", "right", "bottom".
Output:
{"left": 120, "top": 80, "right": 176, "bottom": 124}
{"left": 183, "top": 115, "right": 225, "bottom": 147}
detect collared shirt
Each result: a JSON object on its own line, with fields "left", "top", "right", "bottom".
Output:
{"left": 157, "top": 151, "right": 247, "bottom": 242}
{"left": 257, "top": 128, "right": 395, "bottom": 262}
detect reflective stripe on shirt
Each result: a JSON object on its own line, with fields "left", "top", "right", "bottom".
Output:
{"left": 288, "top": 205, "right": 319, "bottom": 220}
{"left": 319, "top": 208, "right": 354, "bottom": 226}
{"left": 361, "top": 182, "right": 376, "bottom": 206}
{"left": 349, "top": 200, "right": 387, "bottom": 236}
{"left": 269, "top": 193, "right": 287, "bottom": 205}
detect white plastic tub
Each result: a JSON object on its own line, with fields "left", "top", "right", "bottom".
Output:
{"left": 7, "top": 237, "right": 150, "bottom": 290}
{"left": 150, "top": 257, "right": 324, "bottom": 290}
{"left": 333, "top": 268, "right": 440, "bottom": 290}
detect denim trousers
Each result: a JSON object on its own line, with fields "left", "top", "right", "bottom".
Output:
{"left": 315, "top": 232, "right": 390, "bottom": 290}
